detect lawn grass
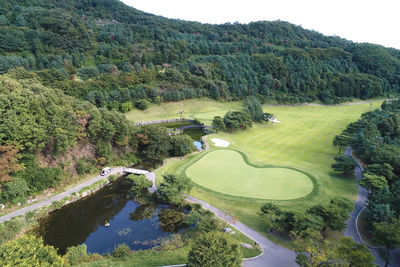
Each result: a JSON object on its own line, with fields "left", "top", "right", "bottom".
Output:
{"left": 148, "top": 99, "right": 383, "bottom": 246}
{"left": 78, "top": 248, "right": 190, "bottom": 267}
{"left": 125, "top": 98, "right": 242, "bottom": 125}
{"left": 186, "top": 149, "right": 313, "bottom": 200}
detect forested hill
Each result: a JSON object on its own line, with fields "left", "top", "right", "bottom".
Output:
{"left": 0, "top": 0, "right": 400, "bottom": 107}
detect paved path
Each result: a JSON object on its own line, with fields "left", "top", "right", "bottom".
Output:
{"left": 344, "top": 147, "right": 400, "bottom": 266}
{"left": 186, "top": 195, "right": 297, "bottom": 267}
{"left": 0, "top": 167, "right": 124, "bottom": 223}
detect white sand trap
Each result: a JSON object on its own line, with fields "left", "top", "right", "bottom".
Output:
{"left": 211, "top": 138, "right": 230, "bottom": 147}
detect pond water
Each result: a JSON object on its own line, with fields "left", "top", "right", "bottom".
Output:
{"left": 194, "top": 141, "right": 203, "bottom": 151}
{"left": 36, "top": 178, "right": 186, "bottom": 255}
{"left": 150, "top": 121, "right": 206, "bottom": 141}
{"left": 145, "top": 121, "right": 206, "bottom": 151}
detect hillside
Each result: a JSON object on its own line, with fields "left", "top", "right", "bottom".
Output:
{"left": 0, "top": 68, "right": 135, "bottom": 204}
{"left": 0, "top": 0, "right": 399, "bottom": 108}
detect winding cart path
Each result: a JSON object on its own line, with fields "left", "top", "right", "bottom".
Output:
{"left": 344, "top": 147, "right": 400, "bottom": 266}
{"left": 186, "top": 195, "right": 297, "bottom": 267}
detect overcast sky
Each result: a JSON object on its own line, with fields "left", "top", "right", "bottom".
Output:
{"left": 121, "top": 0, "right": 400, "bottom": 49}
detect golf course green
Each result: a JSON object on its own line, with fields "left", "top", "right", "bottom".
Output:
{"left": 186, "top": 150, "right": 314, "bottom": 200}
{"left": 129, "top": 98, "right": 383, "bottom": 245}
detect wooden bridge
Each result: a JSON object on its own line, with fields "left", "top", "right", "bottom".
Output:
{"left": 123, "top": 168, "right": 157, "bottom": 193}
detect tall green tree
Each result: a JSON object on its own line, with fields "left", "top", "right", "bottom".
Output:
{"left": 308, "top": 198, "right": 353, "bottom": 232}
{"left": 331, "top": 155, "right": 356, "bottom": 174}
{"left": 373, "top": 217, "right": 400, "bottom": 267}
{"left": 157, "top": 174, "right": 192, "bottom": 205}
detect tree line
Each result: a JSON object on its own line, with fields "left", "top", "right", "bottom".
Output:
{"left": 0, "top": 0, "right": 398, "bottom": 109}
{"left": 333, "top": 100, "right": 400, "bottom": 266}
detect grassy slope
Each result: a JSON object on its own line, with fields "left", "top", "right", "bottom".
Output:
{"left": 128, "top": 99, "right": 382, "bottom": 246}
{"left": 186, "top": 149, "right": 313, "bottom": 200}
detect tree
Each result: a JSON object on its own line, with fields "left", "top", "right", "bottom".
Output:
{"left": 169, "top": 134, "right": 195, "bottom": 157}
{"left": 259, "top": 202, "right": 283, "bottom": 232}
{"left": 244, "top": 96, "right": 263, "bottom": 122}
{"left": 331, "top": 155, "right": 356, "bottom": 174}
{"left": 187, "top": 231, "right": 241, "bottom": 267}
{"left": 332, "top": 133, "right": 351, "bottom": 155}
{"left": 373, "top": 217, "right": 400, "bottom": 267}
{"left": 157, "top": 174, "right": 192, "bottom": 205}
{"left": 292, "top": 230, "right": 375, "bottom": 267}
{"left": 223, "top": 111, "right": 252, "bottom": 132}
{"left": 136, "top": 126, "right": 171, "bottom": 162}
{"left": 1, "top": 177, "right": 29, "bottom": 204}
{"left": 308, "top": 198, "right": 353, "bottom": 232}
{"left": 359, "top": 173, "right": 388, "bottom": 193}
{"left": 292, "top": 229, "right": 336, "bottom": 267}
{"left": 336, "top": 237, "right": 375, "bottom": 267}
{"left": 135, "top": 99, "right": 150, "bottom": 110}
{"left": 126, "top": 174, "right": 152, "bottom": 199}
{"left": 0, "top": 235, "right": 65, "bottom": 266}
{"left": 212, "top": 116, "right": 226, "bottom": 132}
{"left": 0, "top": 145, "right": 23, "bottom": 182}
{"left": 365, "top": 163, "right": 395, "bottom": 184}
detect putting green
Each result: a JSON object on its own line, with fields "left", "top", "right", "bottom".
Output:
{"left": 185, "top": 150, "right": 314, "bottom": 200}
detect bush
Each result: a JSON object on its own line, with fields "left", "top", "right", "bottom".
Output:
{"left": 187, "top": 231, "right": 241, "bottom": 267}
{"left": 66, "top": 244, "right": 88, "bottom": 265}
{"left": 2, "top": 177, "right": 29, "bottom": 204}
{"left": 158, "top": 234, "right": 184, "bottom": 251}
{"left": 0, "top": 219, "right": 23, "bottom": 245}
{"left": 76, "top": 158, "right": 93, "bottom": 175}
{"left": 120, "top": 101, "right": 133, "bottom": 113}
{"left": 169, "top": 134, "right": 196, "bottom": 157}
{"left": 112, "top": 244, "right": 132, "bottom": 258}
{"left": 135, "top": 99, "right": 150, "bottom": 110}
{"left": 0, "top": 235, "right": 65, "bottom": 266}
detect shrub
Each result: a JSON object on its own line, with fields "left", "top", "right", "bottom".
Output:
{"left": 1, "top": 177, "right": 29, "bottom": 204}
{"left": 0, "top": 235, "right": 65, "bottom": 266}
{"left": 76, "top": 158, "right": 93, "bottom": 175}
{"left": 112, "top": 244, "right": 132, "bottom": 258}
{"left": 66, "top": 244, "right": 88, "bottom": 265}
{"left": 158, "top": 234, "right": 184, "bottom": 251}
{"left": 187, "top": 231, "right": 241, "bottom": 267}
{"left": 0, "top": 219, "right": 23, "bottom": 245}
{"left": 135, "top": 99, "right": 150, "bottom": 110}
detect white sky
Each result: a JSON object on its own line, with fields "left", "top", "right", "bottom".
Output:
{"left": 121, "top": 0, "right": 400, "bottom": 49}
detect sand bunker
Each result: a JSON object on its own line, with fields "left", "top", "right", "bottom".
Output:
{"left": 211, "top": 138, "right": 230, "bottom": 147}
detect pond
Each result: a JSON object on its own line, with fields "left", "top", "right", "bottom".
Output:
{"left": 36, "top": 178, "right": 187, "bottom": 255}
{"left": 145, "top": 121, "right": 206, "bottom": 149}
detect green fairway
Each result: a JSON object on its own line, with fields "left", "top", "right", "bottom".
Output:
{"left": 186, "top": 150, "right": 313, "bottom": 200}
{"left": 125, "top": 98, "right": 241, "bottom": 125}
{"left": 152, "top": 100, "right": 383, "bottom": 246}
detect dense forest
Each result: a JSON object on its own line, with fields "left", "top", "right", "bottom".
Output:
{"left": 0, "top": 67, "right": 195, "bottom": 205}
{"left": 0, "top": 0, "right": 398, "bottom": 110}
{"left": 334, "top": 100, "right": 400, "bottom": 265}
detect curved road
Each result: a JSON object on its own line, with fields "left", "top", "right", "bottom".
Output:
{"left": 344, "top": 147, "right": 400, "bottom": 266}
{"left": 186, "top": 195, "right": 297, "bottom": 267}
{"left": 0, "top": 167, "right": 124, "bottom": 224}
